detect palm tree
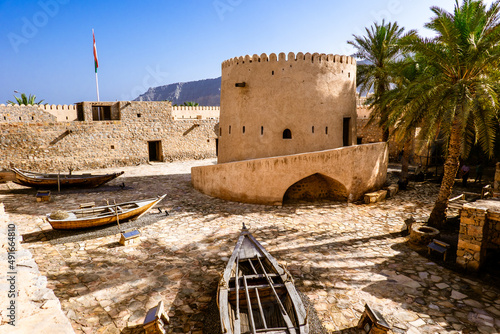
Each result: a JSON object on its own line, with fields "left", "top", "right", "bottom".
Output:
{"left": 348, "top": 21, "right": 414, "bottom": 141}
{"left": 7, "top": 93, "right": 44, "bottom": 105}
{"left": 377, "top": 55, "right": 425, "bottom": 180}
{"left": 182, "top": 101, "right": 199, "bottom": 106}
{"left": 393, "top": 0, "right": 500, "bottom": 227}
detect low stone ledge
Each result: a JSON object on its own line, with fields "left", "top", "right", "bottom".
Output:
{"left": 364, "top": 190, "right": 388, "bottom": 204}
{"left": 0, "top": 204, "right": 74, "bottom": 333}
{"left": 385, "top": 183, "right": 399, "bottom": 198}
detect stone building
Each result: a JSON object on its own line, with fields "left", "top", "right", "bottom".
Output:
{"left": 192, "top": 52, "right": 388, "bottom": 205}
{"left": 0, "top": 102, "right": 219, "bottom": 171}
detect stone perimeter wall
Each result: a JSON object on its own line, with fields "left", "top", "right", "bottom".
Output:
{"left": 457, "top": 200, "right": 500, "bottom": 271}
{"left": 192, "top": 143, "right": 388, "bottom": 205}
{"left": 0, "top": 102, "right": 217, "bottom": 171}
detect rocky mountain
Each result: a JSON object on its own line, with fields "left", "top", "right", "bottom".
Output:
{"left": 134, "top": 77, "right": 221, "bottom": 106}
{"left": 135, "top": 59, "right": 369, "bottom": 104}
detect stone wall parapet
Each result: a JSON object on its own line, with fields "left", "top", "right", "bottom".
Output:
{"left": 172, "top": 106, "right": 220, "bottom": 120}
{"left": 222, "top": 52, "right": 356, "bottom": 69}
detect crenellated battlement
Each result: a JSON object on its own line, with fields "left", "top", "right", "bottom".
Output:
{"left": 0, "top": 103, "right": 77, "bottom": 111}
{"left": 172, "top": 106, "right": 220, "bottom": 120}
{"left": 221, "top": 52, "right": 356, "bottom": 69}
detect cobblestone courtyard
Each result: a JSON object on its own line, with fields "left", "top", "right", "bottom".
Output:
{"left": 1, "top": 159, "right": 499, "bottom": 333}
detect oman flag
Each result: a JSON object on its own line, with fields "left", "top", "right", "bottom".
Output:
{"left": 92, "top": 29, "right": 98, "bottom": 73}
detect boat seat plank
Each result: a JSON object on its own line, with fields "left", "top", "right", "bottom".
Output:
{"left": 79, "top": 202, "right": 95, "bottom": 209}
{"left": 230, "top": 273, "right": 279, "bottom": 281}
{"left": 229, "top": 283, "right": 285, "bottom": 292}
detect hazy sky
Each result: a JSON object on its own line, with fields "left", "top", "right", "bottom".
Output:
{"left": 0, "top": 0, "right": 489, "bottom": 104}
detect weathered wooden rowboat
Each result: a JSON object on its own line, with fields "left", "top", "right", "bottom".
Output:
{"left": 46, "top": 194, "right": 166, "bottom": 230}
{"left": 10, "top": 167, "right": 124, "bottom": 189}
{"left": 218, "top": 224, "right": 308, "bottom": 334}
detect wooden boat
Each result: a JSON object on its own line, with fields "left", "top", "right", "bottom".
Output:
{"left": 10, "top": 167, "right": 124, "bottom": 189}
{"left": 218, "top": 224, "right": 308, "bottom": 334}
{"left": 46, "top": 194, "right": 166, "bottom": 230}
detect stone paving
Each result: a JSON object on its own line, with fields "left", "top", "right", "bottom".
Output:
{"left": 0, "top": 159, "right": 499, "bottom": 334}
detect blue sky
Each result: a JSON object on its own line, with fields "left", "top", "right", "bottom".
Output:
{"left": 0, "top": 0, "right": 485, "bottom": 105}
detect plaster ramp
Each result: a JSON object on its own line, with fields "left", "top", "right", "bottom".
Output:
{"left": 191, "top": 142, "right": 388, "bottom": 205}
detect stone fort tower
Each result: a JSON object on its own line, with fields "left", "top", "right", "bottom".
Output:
{"left": 218, "top": 52, "right": 357, "bottom": 163}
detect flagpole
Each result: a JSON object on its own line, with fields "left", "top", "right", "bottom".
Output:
{"left": 95, "top": 72, "right": 100, "bottom": 102}
{"left": 92, "top": 29, "right": 100, "bottom": 120}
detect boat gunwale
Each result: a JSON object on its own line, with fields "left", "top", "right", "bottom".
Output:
{"left": 46, "top": 194, "right": 167, "bottom": 223}
{"left": 12, "top": 167, "right": 124, "bottom": 179}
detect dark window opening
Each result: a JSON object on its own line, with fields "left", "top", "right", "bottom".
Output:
{"left": 31, "top": 116, "right": 34, "bottom": 120}
{"left": 283, "top": 129, "right": 292, "bottom": 139}
{"left": 348, "top": 72, "right": 351, "bottom": 78}
{"left": 343, "top": 118, "right": 351, "bottom": 146}
{"left": 137, "top": 113, "right": 142, "bottom": 118}
{"left": 19, "top": 117, "right": 21, "bottom": 120}
{"left": 312, "top": 126, "right": 315, "bottom": 133}
{"left": 261, "top": 126, "right": 264, "bottom": 135}
{"left": 77, "top": 104, "right": 84, "bottom": 121}
{"left": 357, "top": 137, "right": 363, "bottom": 145}
{"left": 242, "top": 126, "right": 245, "bottom": 134}
{"left": 111, "top": 145, "right": 115, "bottom": 149}
{"left": 3, "top": 116, "right": 6, "bottom": 120}
{"left": 325, "top": 126, "right": 328, "bottom": 134}
{"left": 229, "top": 125, "right": 231, "bottom": 134}
{"left": 66, "top": 116, "right": 68, "bottom": 120}
{"left": 148, "top": 141, "right": 162, "bottom": 162}
{"left": 92, "top": 106, "right": 112, "bottom": 121}
{"left": 272, "top": 71, "right": 274, "bottom": 75}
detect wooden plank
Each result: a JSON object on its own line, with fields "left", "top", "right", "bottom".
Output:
{"left": 235, "top": 255, "right": 240, "bottom": 320}
{"left": 243, "top": 276, "right": 257, "bottom": 334}
{"left": 229, "top": 284, "right": 285, "bottom": 292}
{"left": 248, "top": 259, "right": 258, "bottom": 274}
{"left": 219, "top": 289, "right": 231, "bottom": 334}
{"left": 254, "top": 288, "right": 267, "bottom": 329}
{"left": 256, "top": 255, "right": 297, "bottom": 334}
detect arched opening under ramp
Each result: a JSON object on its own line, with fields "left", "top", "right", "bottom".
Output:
{"left": 282, "top": 173, "right": 347, "bottom": 203}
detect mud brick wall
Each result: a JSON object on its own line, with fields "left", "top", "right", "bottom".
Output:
{"left": 457, "top": 202, "right": 500, "bottom": 271}
{"left": 0, "top": 101, "right": 217, "bottom": 171}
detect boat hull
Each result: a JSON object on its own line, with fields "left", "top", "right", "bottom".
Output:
{"left": 47, "top": 195, "right": 165, "bottom": 230}
{"left": 11, "top": 168, "right": 124, "bottom": 189}
{"left": 218, "top": 227, "right": 308, "bottom": 334}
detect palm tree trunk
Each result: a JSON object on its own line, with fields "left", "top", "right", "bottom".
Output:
{"left": 401, "top": 132, "right": 414, "bottom": 180}
{"left": 428, "top": 119, "right": 462, "bottom": 227}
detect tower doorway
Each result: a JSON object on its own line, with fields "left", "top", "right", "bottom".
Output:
{"left": 148, "top": 141, "right": 162, "bottom": 162}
